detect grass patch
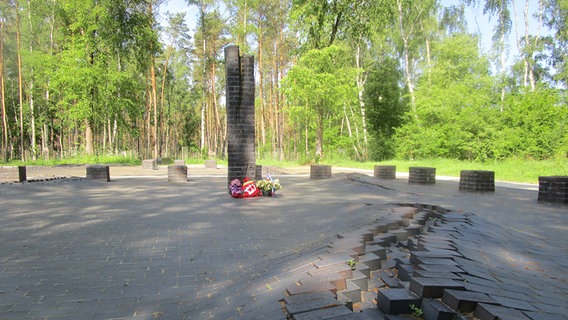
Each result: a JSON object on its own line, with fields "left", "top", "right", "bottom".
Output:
{"left": 4, "top": 154, "right": 141, "bottom": 166}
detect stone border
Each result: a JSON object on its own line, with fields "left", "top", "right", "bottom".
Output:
{"left": 374, "top": 165, "right": 396, "bottom": 180}
{"left": 310, "top": 165, "right": 332, "bottom": 180}
{"left": 459, "top": 170, "right": 495, "bottom": 192}
{"left": 409, "top": 167, "right": 436, "bottom": 185}
{"left": 168, "top": 165, "right": 188, "bottom": 182}
{"left": 0, "top": 166, "right": 26, "bottom": 183}
{"left": 86, "top": 165, "right": 110, "bottom": 182}
{"left": 538, "top": 176, "right": 568, "bottom": 204}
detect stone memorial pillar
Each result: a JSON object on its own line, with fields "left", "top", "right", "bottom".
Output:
{"left": 226, "top": 45, "right": 256, "bottom": 185}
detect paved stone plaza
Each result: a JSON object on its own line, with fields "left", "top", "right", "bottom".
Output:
{"left": 0, "top": 165, "right": 567, "bottom": 319}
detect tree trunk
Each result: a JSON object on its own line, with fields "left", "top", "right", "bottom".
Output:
{"left": 16, "top": 0, "right": 25, "bottom": 160}
{"left": 315, "top": 107, "right": 324, "bottom": 159}
{"left": 397, "top": 0, "right": 416, "bottom": 116}
{"left": 27, "top": 0, "right": 36, "bottom": 160}
{"left": 355, "top": 42, "right": 368, "bottom": 160}
{"left": 85, "top": 118, "right": 94, "bottom": 155}
{"left": 0, "top": 18, "right": 8, "bottom": 162}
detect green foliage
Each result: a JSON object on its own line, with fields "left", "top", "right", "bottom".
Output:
{"left": 364, "top": 57, "right": 406, "bottom": 161}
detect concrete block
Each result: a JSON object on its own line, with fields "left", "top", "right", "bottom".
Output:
{"left": 86, "top": 165, "right": 110, "bottom": 182}
{"left": 474, "top": 303, "right": 531, "bottom": 320}
{"left": 442, "top": 289, "right": 497, "bottom": 313}
{"left": 310, "top": 165, "right": 332, "bottom": 179}
{"left": 0, "top": 166, "right": 26, "bottom": 182}
{"left": 374, "top": 165, "right": 396, "bottom": 179}
{"left": 409, "top": 277, "right": 466, "bottom": 298}
{"left": 421, "top": 298, "right": 456, "bottom": 320}
{"left": 377, "top": 288, "right": 421, "bottom": 315}
{"left": 167, "top": 165, "right": 187, "bottom": 182}
{"left": 359, "top": 252, "right": 381, "bottom": 271}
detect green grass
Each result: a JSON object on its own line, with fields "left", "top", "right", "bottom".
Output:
{"left": 4, "top": 154, "right": 141, "bottom": 166}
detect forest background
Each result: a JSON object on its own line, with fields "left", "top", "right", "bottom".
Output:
{"left": 0, "top": 0, "right": 567, "bottom": 171}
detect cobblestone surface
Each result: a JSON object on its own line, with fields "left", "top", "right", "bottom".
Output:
{"left": 0, "top": 166, "right": 566, "bottom": 319}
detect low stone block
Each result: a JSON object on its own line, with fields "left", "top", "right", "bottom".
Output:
{"left": 396, "top": 264, "right": 414, "bottom": 281}
{"left": 359, "top": 252, "right": 381, "bottom": 271}
{"left": 86, "top": 165, "right": 110, "bottom": 182}
{"left": 421, "top": 298, "right": 456, "bottom": 320}
{"left": 374, "top": 165, "right": 396, "bottom": 179}
{"left": 349, "top": 270, "right": 368, "bottom": 292}
{"left": 339, "top": 281, "right": 361, "bottom": 303}
{"left": 174, "top": 159, "right": 185, "bottom": 165}
{"left": 409, "top": 167, "right": 436, "bottom": 185}
{"left": 168, "top": 165, "right": 187, "bottom": 182}
{"left": 442, "top": 289, "right": 497, "bottom": 313}
{"left": 204, "top": 159, "right": 217, "bottom": 169}
{"left": 377, "top": 288, "right": 422, "bottom": 315}
{"left": 0, "top": 166, "right": 26, "bottom": 182}
{"left": 474, "top": 303, "right": 531, "bottom": 320}
{"left": 142, "top": 159, "right": 157, "bottom": 170}
{"left": 538, "top": 176, "right": 568, "bottom": 204}
{"left": 379, "top": 270, "right": 401, "bottom": 289}
{"left": 459, "top": 170, "right": 495, "bottom": 192}
{"left": 409, "top": 277, "right": 465, "bottom": 298}
{"left": 310, "top": 164, "right": 332, "bottom": 179}
{"left": 365, "top": 245, "right": 387, "bottom": 260}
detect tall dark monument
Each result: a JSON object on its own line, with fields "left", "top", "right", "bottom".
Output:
{"left": 225, "top": 45, "right": 256, "bottom": 184}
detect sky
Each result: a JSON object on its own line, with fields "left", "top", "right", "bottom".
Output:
{"left": 160, "top": 0, "right": 553, "bottom": 69}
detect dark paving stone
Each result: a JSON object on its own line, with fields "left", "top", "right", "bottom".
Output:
{"left": 293, "top": 304, "right": 353, "bottom": 320}
{"left": 380, "top": 270, "right": 401, "bottom": 288}
{"left": 327, "top": 311, "right": 376, "bottom": 319}
{"left": 474, "top": 303, "right": 531, "bottom": 320}
{"left": 523, "top": 310, "right": 568, "bottom": 320}
{"left": 417, "top": 264, "right": 464, "bottom": 273}
{"left": 396, "top": 264, "right": 414, "bottom": 281}
{"left": 459, "top": 274, "right": 500, "bottom": 288}
{"left": 285, "top": 293, "right": 341, "bottom": 315}
{"left": 284, "top": 291, "right": 337, "bottom": 305}
{"left": 413, "top": 257, "right": 459, "bottom": 266}
{"left": 410, "top": 251, "right": 459, "bottom": 264}
{"left": 409, "top": 277, "right": 466, "bottom": 298}
{"left": 286, "top": 281, "right": 336, "bottom": 296}
{"left": 490, "top": 295, "right": 539, "bottom": 312}
{"left": 366, "top": 245, "right": 387, "bottom": 260}
{"left": 441, "top": 289, "right": 497, "bottom": 313}
{"left": 315, "top": 255, "right": 356, "bottom": 269}
{"left": 349, "top": 270, "right": 369, "bottom": 292}
{"left": 359, "top": 253, "right": 381, "bottom": 271}
{"left": 377, "top": 288, "right": 421, "bottom": 315}
{"left": 421, "top": 298, "right": 456, "bottom": 320}
{"left": 413, "top": 270, "right": 462, "bottom": 280}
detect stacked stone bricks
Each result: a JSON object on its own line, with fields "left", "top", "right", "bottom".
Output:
{"left": 374, "top": 165, "right": 396, "bottom": 179}
{"left": 226, "top": 45, "right": 256, "bottom": 184}
{"left": 459, "top": 170, "right": 495, "bottom": 192}
{"left": 538, "top": 176, "right": 568, "bottom": 204}
{"left": 409, "top": 167, "right": 436, "bottom": 185}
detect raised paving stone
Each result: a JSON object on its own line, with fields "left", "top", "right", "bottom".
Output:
{"left": 409, "top": 277, "right": 466, "bottom": 298}
{"left": 359, "top": 252, "right": 381, "bottom": 271}
{"left": 377, "top": 288, "right": 422, "bottom": 315}
{"left": 421, "top": 298, "right": 456, "bottom": 320}
{"left": 474, "top": 303, "right": 531, "bottom": 320}
{"left": 417, "top": 264, "right": 464, "bottom": 273}
{"left": 284, "top": 291, "right": 337, "bottom": 305}
{"left": 441, "top": 289, "right": 497, "bottom": 312}
{"left": 413, "top": 270, "right": 462, "bottom": 280}
{"left": 293, "top": 304, "right": 353, "bottom": 320}
{"left": 285, "top": 293, "right": 341, "bottom": 315}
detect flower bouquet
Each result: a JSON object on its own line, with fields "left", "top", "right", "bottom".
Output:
{"left": 255, "top": 176, "right": 282, "bottom": 196}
